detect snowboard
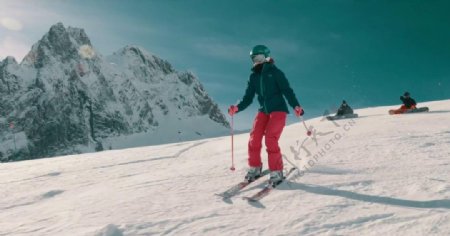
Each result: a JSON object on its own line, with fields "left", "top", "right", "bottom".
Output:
{"left": 326, "top": 113, "right": 359, "bottom": 121}
{"left": 389, "top": 107, "right": 429, "bottom": 115}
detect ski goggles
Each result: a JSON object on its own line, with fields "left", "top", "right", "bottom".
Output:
{"left": 251, "top": 54, "right": 266, "bottom": 64}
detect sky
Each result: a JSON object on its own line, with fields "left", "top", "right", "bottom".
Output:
{"left": 1, "top": 0, "right": 449, "bottom": 129}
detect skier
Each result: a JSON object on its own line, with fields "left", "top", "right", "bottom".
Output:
{"left": 390, "top": 92, "right": 417, "bottom": 114}
{"left": 228, "top": 45, "right": 304, "bottom": 186}
{"left": 336, "top": 100, "right": 354, "bottom": 116}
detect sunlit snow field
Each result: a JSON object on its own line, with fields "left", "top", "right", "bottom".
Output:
{"left": 1, "top": 100, "right": 449, "bottom": 235}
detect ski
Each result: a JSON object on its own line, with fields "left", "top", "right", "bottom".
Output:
{"left": 326, "top": 113, "right": 359, "bottom": 121}
{"left": 243, "top": 167, "right": 297, "bottom": 202}
{"left": 215, "top": 169, "right": 270, "bottom": 199}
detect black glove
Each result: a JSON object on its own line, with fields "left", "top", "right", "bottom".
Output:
{"left": 400, "top": 96, "right": 404, "bottom": 101}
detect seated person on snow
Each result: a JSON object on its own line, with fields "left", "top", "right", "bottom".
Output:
{"left": 336, "top": 100, "right": 354, "bottom": 116}
{"left": 399, "top": 92, "right": 417, "bottom": 110}
{"left": 390, "top": 92, "right": 417, "bottom": 114}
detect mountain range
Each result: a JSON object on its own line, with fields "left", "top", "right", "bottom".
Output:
{"left": 0, "top": 22, "right": 229, "bottom": 161}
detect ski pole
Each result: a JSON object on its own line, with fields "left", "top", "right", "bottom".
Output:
{"left": 300, "top": 116, "right": 312, "bottom": 136}
{"left": 230, "top": 115, "right": 235, "bottom": 171}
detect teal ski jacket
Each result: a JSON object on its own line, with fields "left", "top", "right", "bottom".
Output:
{"left": 237, "top": 62, "right": 300, "bottom": 114}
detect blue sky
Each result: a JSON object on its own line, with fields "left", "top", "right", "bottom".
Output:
{"left": 1, "top": 0, "right": 449, "bottom": 129}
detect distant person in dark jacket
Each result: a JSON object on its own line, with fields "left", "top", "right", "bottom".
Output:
{"left": 336, "top": 100, "right": 354, "bottom": 116}
{"left": 400, "top": 92, "right": 417, "bottom": 109}
{"left": 390, "top": 92, "right": 417, "bottom": 114}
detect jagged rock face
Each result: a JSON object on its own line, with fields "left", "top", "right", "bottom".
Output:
{"left": 22, "top": 23, "right": 92, "bottom": 68}
{"left": 0, "top": 23, "right": 229, "bottom": 162}
{"left": 0, "top": 57, "right": 21, "bottom": 116}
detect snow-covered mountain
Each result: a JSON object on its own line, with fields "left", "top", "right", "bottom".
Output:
{"left": 0, "top": 23, "right": 229, "bottom": 161}
{"left": 0, "top": 100, "right": 449, "bottom": 235}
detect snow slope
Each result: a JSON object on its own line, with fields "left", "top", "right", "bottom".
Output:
{"left": 1, "top": 100, "right": 449, "bottom": 235}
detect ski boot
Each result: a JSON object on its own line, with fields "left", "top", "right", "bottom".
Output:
{"left": 245, "top": 166, "right": 262, "bottom": 182}
{"left": 269, "top": 170, "right": 284, "bottom": 187}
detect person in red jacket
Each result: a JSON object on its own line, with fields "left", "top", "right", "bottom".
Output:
{"left": 228, "top": 45, "right": 304, "bottom": 185}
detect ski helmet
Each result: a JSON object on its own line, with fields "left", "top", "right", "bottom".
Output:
{"left": 250, "top": 45, "right": 270, "bottom": 58}
{"left": 404, "top": 92, "right": 410, "bottom": 97}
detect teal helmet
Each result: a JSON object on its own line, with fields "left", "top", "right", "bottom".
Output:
{"left": 250, "top": 45, "right": 270, "bottom": 58}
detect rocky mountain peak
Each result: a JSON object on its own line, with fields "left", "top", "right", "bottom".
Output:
{"left": 22, "top": 22, "right": 94, "bottom": 68}
{"left": 2, "top": 56, "right": 18, "bottom": 65}
{"left": 117, "top": 45, "right": 174, "bottom": 75}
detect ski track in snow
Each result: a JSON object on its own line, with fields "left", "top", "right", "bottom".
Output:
{"left": 1, "top": 100, "right": 450, "bottom": 235}
{"left": 94, "top": 141, "right": 207, "bottom": 169}
{"left": 1, "top": 189, "right": 65, "bottom": 211}
{"left": 299, "top": 213, "right": 395, "bottom": 235}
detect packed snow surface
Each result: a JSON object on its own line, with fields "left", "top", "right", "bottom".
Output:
{"left": 1, "top": 100, "right": 449, "bottom": 235}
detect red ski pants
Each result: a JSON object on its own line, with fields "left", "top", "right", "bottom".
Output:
{"left": 392, "top": 105, "right": 417, "bottom": 114}
{"left": 248, "top": 111, "right": 286, "bottom": 171}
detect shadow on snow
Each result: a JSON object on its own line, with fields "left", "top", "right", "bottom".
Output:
{"left": 279, "top": 182, "right": 450, "bottom": 209}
